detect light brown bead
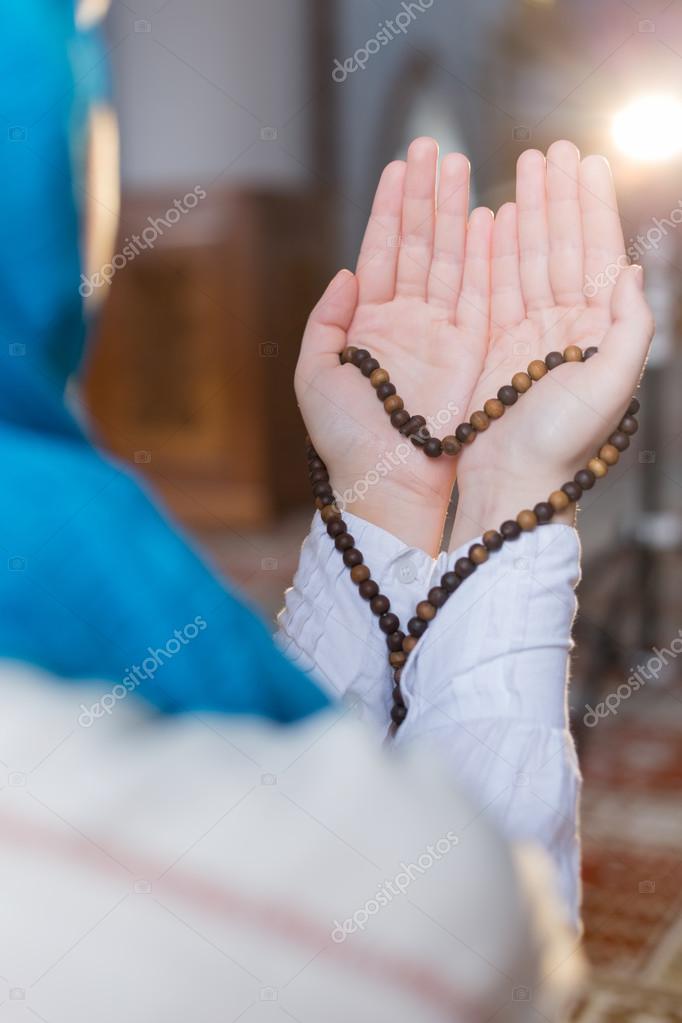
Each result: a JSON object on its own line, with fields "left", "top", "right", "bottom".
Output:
{"left": 370, "top": 367, "right": 390, "bottom": 389}
{"left": 599, "top": 444, "right": 620, "bottom": 466}
{"left": 511, "top": 372, "right": 532, "bottom": 393}
{"left": 588, "top": 457, "right": 608, "bottom": 478}
{"left": 484, "top": 398, "right": 505, "bottom": 419}
{"left": 402, "top": 635, "right": 418, "bottom": 654}
{"left": 320, "top": 504, "right": 340, "bottom": 523}
{"left": 416, "top": 600, "right": 437, "bottom": 621}
{"left": 341, "top": 346, "right": 357, "bottom": 364}
{"left": 563, "top": 345, "right": 583, "bottom": 362}
{"left": 315, "top": 498, "right": 324, "bottom": 510}
{"left": 549, "top": 489, "right": 570, "bottom": 512}
{"left": 517, "top": 509, "right": 538, "bottom": 531}
{"left": 470, "top": 410, "right": 490, "bottom": 432}
{"left": 389, "top": 651, "right": 407, "bottom": 668}
{"left": 350, "top": 564, "right": 370, "bottom": 584}
{"left": 469, "top": 543, "right": 489, "bottom": 565}
{"left": 442, "top": 435, "right": 462, "bottom": 456}
{"left": 383, "top": 395, "right": 404, "bottom": 414}
{"left": 528, "top": 359, "right": 548, "bottom": 381}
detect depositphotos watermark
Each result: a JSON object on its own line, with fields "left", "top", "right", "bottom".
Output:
{"left": 77, "top": 616, "right": 207, "bottom": 727}
{"left": 331, "top": 829, "right": 458, "bottom": 942}
{"left": 583, "top": 629, "right": 682, "bottom": 726}
{"left": 332, "top": 0, "right": 435, "bottom": 82}
{"left": 79, "top": 186, "right": 207, "bottom": 297}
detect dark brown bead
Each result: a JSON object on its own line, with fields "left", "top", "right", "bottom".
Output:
{"left": 609, "top": 431, "right": 630, "bottom": 452}
{"left": 358, "top": 579, "right": 379, "bottom": 600}
{"left": 327, "top": 518, "right": 346, "bottom": 538}
{"left": 441, "top": 571, "right": 460, "bottom": 593}
{"left": 389, "top": 651, "right": 407, "bottom": 668}
{"left": 424, "top": 438, "right": 443, "bottom": 458}
{"left": 619, "top": 414, "right": 639, "bottom": 436}
{"left": 340, "top": 346, "right": 357, "bottom": 365}
{"left": 545, "top": 351, "right": 564, "bottom": 370}
{"left": 309, "top": 470, "right": 329, "bottom": 485}
{"left": 351, "top": 348, "right": 370, "bottom": 366}
{"left": 350, "top": 564, "right": 370, "bottom": 584}
{"left": 387, "top": 630, "right": 405, "bottom": 653}
{"left": 400, "top": 414, "right": 427, "bottom": 437}
{"left": 360, "top": 357, "right": 380, "bottom": 377}
{"left": 469, "top": 543, "right": 489, "bottom": 565}
{"left": 416, "top": 600, "right": 437, "bottom": 621}
{"left": 562, "top": 480, "right": 582, "bottom": 502}
{"left": 533, "top": 502, "right": 554, "bottom": 523}
{"left": 379, "top": 612, "right": 400, "bottom": 634}
{"left": 370, "top": 367, "right": 389, "bottom": 388}
{"left": 455, "top": 556, "right": 476, "bottom": 579}
{"left": 408, "top": 616, "right": 428, "bottom": 638}
{"left": 517, "top": 509, "right": 538, "bottom": 531}
{"left": 410, "top": 427, "right": 430, "bottom": 448}
{"left": 370, "top": 594, "right": 390, "bottom": 616}
{"left": 470, "top": 410, "right": 490, "bottom": 432}
{"left": 583, "top": 346, "right": 598, "bottom": 360}
{"left": 383, "top": 395, "right": 404, "bottom": 415}
{"left": 574, "top": 469, "right": 595, "bottom": 491}
{"left": 335, "top": 532, "right": 355, "bottom": 551}
{"left": 528, "top": 359, "right": 548, "bottom": 381}
{"left": 442, "top": 435, "right": 462, "bottom": 456}
{"left": 497, "top": 385, "right": 518, "bottom": 406}
{"left": 343, "top": 548, "right": 363, "bottom": 568}
{"left": 484, "top": 398, "right": 505, "bottom": 419}
{"left": 563, "top": 345, "right": 583, "bottom": 362}
{"left": 392, "top": 683, "right": 405, "bottom": 706}
{"left": 428, "top": 586, "right": 448, "bottom": 608}
{"left": 483, "top": 529, "right": 503, "bottom": 551}
{"left": 376, "top": 382, "right": 396, "bottom": 401}
{"left": 309, "top": 458, "right": 325, "bottom": 473}
{"left": 455, "top": 422, "right": 475, "bottom": 444}
{"left": 391, "top": 704, "right": 407, "bottom": 725}
{"left": 313, "top": 482, "right": 333, "bottom": 501}
{"left": 511, "top": 372, "right": 532, "bottom": 394}
{"left": 393, "top": 668, "right": 403, "bottom": 685}
{"left": 628, "top": 397, "right": 640, "bottom": 415}
{"left": 391, "top": 409, "right": 410, "bottom": 429}
{"left": 500, "top": 519, "right": 521, "bottom": 540}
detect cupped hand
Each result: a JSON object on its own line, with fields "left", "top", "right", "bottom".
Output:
{"left": 295, "top": 138, "right": 493, "bottom": 552}
{"left": 451, "top": 141, "right": 654, "bottom": 549}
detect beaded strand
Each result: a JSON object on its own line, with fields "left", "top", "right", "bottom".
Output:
{"left": 307, "top": 345, "right": 640, "bottom": 735}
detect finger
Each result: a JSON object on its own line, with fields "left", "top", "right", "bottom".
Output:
{"left": 579, "top": 154, "right": 627, "bottom": 309}
{"left": 427, "top": 152, "right": 470, "bottom": 317}
{"left": 491, "top": 202, "right": 525, "bottom": 336}
{"left": 298, "top": 270, "right": 359, "bottom": 372}
{"left": 516, "top": 148, "right": 554, "bottom": 311}
{"left": 355, "top": 161, "right": 406, "bottom": 304}
{"left": 589, "top": 265, "right": 653, "bottom": 404}
{"left": 546, "top": 139, "right": 585, "bottom": 306}
{"left": 395, "top": 137, "right": 438, "bottom": 299}
{"left": 455, "top": 206, "right": 493, "bottom": 337}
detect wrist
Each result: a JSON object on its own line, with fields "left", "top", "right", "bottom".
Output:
{"left": 332, "top": 479, "right": 446, "bottom": 555}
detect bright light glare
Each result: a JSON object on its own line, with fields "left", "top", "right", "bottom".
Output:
{"left": 612, "top": 95, "right": 682, "bottom": 162}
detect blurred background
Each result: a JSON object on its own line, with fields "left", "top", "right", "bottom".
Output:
{"left": 82, "top": 1, "right": 682, "bottom": 1017}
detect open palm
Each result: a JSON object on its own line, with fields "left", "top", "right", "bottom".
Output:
{"left": 295, "top": 138, "right": 492, "bottom": 546}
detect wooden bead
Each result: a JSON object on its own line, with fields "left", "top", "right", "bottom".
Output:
{"left": 528, "top": 359, "right": 548, "bottom": 381}
{"left": 455, "top": 556, "right": 476, "bottom": 579}
{"left": 511, "top": 372, "right": 532, "bottom": 393}
{"left": 583, "top": 346, "right": 598, "bottom": 360}
{"left": 416, "top": 600, "right": 437, "bottom": 621}
{"left": 313, "top": 481, "right": 333, "bottom": 500}
{"left": 424, "top": 438, "right": 443, "bottom": 458}
{"left": 370, "top": 594, "right": 390, "bottom": 616}
{"left": 341, "top": 346, "right": 357, "bottom": 364}
{"left": 320, "top": 504, "right": 340, "bottom": 523}
{"left": 470, "top": 410, "right": 490, "bottom": 432}
{"left": 350, "top": 564, "right": 370, "bottom": 584}
{"left": 310, "top": 470, "right": 329, "bottom": 485}
{"left": 393, "top": 668, "right": 403, "bottom": 685}
{"left": 587, "top": 457, "right": 608, "bottom": 478}
{"left": 387, "top": 630, "right": 405, "bottom": 652}
{"left": 442, "top": 435, "right": 462, "bottom": 456}
{"left": 545, "top": 351, "right": 564, "bottom": 370}
{"left": 599, "top": 444, "right": 620, "bottom": 466}
{"left": 609, "top": 431, "right": 630, "bottom": 452}
{"left": 358, "top": 579, "right": 379, "bottom": 600}
{"left": 380, "top": 612, "right": 400, "bottom": 634}
{"left": 628, "top": 397, "right": 640, "bottom": 415}
{"left": 360, "top": 357, "right": 380, "bottom": 377}
{"left": 483, "top": 529, "right": 503, "bottom": 551}
{"left": 409, "top": 426, "right": 430, "bottom": 448}
{"left": 562, "top": 480, "right": 582, "bottom": 502}
{"left": 484, "top": 398, "right": 505, "bottom": 419}
{"left": 469, "top": 543, "right": 489, "bottom": 565}
{"left": 401, "top": 415, "right": 427, "bottom": 437}
{"left": 343, "top": 548, "right": 363, "bottom": 568}
{"left": 619, "top": 414, "right": 639, "bottom": 435}
{"left": 455, "top": 422, "right": 475, "bottom": 444}
{"left": 391, "top": 704, "right": 407, "bottom": 725}
{"left": 497, "top": 385, "right": 518, "bottom": 406}
{"left": 376, "top": 382, "right": 396, "bottom": 401}
{"left": 549, "top": 489, "right": 570, "bottom": 512}
{"left": 327, "top": 518, "right": 346, "bottom": 538}
{"left": 389, "top": 651, "right": 407, "bottom": 669}
{"left": 315, "top": 498, "right": 324, "bottom": 510}
{"left": 351, "top": 348, "right": 369, "bottom": 366}
{"left": 574, "top": 468, "right": 595, "bottom": 491}
{"left": 500, "top": 519, "right": 521, "bottom": 540}
{"left": 370, "top": 367, "right": 390, "bottom": 388}
{"left": 408, "top": 616, "right": 428, "bottom": 638}
{"left": 384, "top": 395, "right": 404, "bottom": 414}
{"left": 427, "top": 586, "right": 448, "bottom": 608}
{"left": 533, "top": 501, "right": 554, "bottom": 523}
{"left": 391, "top": 409, "right": 410, "bottom": 429}
{"left": 441, "top": 571, "right": 460, "bottom": 593}
{"left": 517, "top": 509, "right": 538, "bottom": 531}
{"left": 563, "top": 345, "right": 583, "bottom": 362}
{"left": 402, "top": 635, "right": 418, "bottom": 654}
{"left": 335, "top": 532, "right": 355, "bottom": 551}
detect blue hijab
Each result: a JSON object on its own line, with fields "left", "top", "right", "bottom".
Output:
{"left": 0, "top": 1, "right": 329, "bottom": 722}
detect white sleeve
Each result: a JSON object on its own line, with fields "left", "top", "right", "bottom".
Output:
{"left": 395, "top": 525, "right": 583, "bottom": 926}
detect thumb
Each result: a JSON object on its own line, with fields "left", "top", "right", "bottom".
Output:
{"left": 299, "top": 269, "right": 358, "bottom": 370}
{"left": 595, "top": 265, "right": 654, "bottom": 395}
